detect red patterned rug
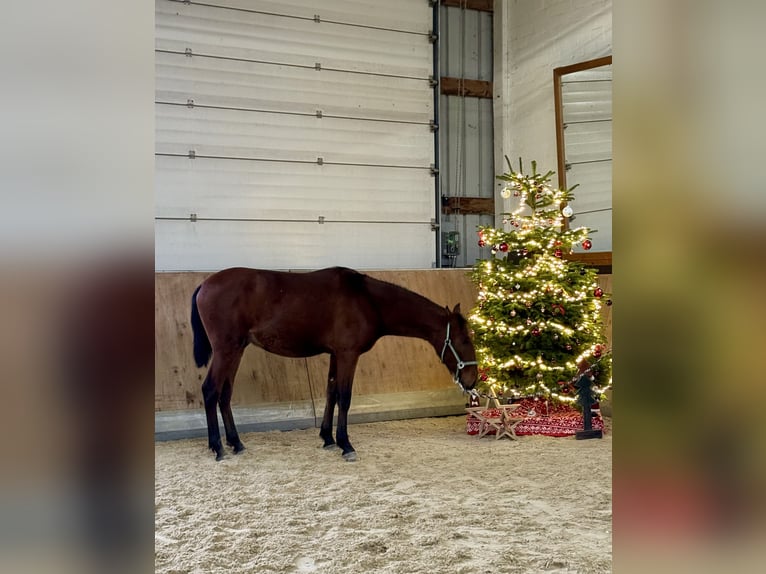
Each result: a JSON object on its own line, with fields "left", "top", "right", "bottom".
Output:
{"left": 466, "top": 398, "right": 605, "bottom": 438}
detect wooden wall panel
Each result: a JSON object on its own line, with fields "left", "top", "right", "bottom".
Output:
{"left": 597, "top": 274, "right": 613, "bottom": 350}
{"left": 155, "top": 269, "right": 612, "bottom": 411}
{"left": 155, "top": 272, "right": 315, "bottom": 411}
{"left": 155, "top": 272, "right": 211, "bottom": 411}
{"left": 442, "top": 196, "right": 495, "bottom": 215}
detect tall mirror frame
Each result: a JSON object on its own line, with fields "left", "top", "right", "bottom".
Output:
{"left": 554, "top": 56, "right": 612, "bottom": 273}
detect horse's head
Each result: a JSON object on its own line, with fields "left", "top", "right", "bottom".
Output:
{"left": 440, "top": 304, "right": 478, "bottom": 391}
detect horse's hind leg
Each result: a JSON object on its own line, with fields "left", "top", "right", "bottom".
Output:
{"left": 202, "top": 370, "right": 224, "bottom": 461}
{"left": 319, "top": 354, "right": 338, "bottom": 449}
{"left": 202, "top": 348, "right": 243, "bottom": 461}
{"left": 219, "top": 349, "right": 245, "bottom": 454}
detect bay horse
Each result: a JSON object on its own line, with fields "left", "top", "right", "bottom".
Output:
{"left": 190, "top": 266, "right": 478, "bottom": 461}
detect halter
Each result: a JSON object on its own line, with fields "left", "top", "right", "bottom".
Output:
{"left": 440, "top": 322, "right": 478, "bottom": 391}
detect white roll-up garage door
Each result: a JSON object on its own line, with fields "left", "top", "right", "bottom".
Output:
{"left": 155, "top": 0, "right": 436, "bottom": 271}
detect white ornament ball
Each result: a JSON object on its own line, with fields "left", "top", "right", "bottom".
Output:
{"left": 500, "top": 187, "right": 512, "bottom": 199}
{"left": 562, "top": 205, "right": 574, "bottom": 217}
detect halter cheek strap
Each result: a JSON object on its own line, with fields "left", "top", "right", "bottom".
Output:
{"left": 440, "top": 322, "right": 478, "bottom": 390}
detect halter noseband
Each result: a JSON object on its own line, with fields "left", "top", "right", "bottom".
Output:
{"left": 440, "top": 322, "right": 478, "bottom": 391}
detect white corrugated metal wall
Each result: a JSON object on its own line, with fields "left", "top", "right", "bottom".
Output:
{"left": 439, "top": 4, "right": 494, "bottom": 268}
{"left": 561, "top": 64, "right": 612, "bottom": 252}
{"left": 155, "top": 0, "right": 436, "bottom": 271}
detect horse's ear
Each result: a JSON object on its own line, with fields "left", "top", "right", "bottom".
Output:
{"left": 452, "top": 303, "right": 461, "bottom": 315}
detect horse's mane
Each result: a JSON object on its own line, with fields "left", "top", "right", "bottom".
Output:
{"left": 359, "top": 273, "right": 444, "bottom": 312}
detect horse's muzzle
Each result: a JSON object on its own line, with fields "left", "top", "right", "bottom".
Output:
{"left": 460, "top": 375, "right": 478, "bottom": 391}
{"left": 453, "top": 367, "right": 478, "bottom": 393}
{"left": 458, "top": 362, "right": 478, "bottom": 390}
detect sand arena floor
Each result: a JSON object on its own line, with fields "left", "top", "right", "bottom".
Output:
{"left": 155, "top": 416, "right": 612, "bottom": 573}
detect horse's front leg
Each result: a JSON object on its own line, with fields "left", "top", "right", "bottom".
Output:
{"left": 334, "top": 353, "right": 359, "bottom": 462}
{"left": 319, "top": 354, "right": 338, "bottom": 449}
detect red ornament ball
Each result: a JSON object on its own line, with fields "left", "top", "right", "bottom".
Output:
{"left": 594, "top": 287, "right": 604, "bottom": 298}
{"left": 478, "top": 239, "right": 486, "bottom": 247}
{"left": 499, "top": 242, "right": 509, "bottom": 252}
{"left": 531, "top": 328, "right": 541, "bottom": 336}
{"left": 582, "top": 239, "right": 593, "bottom": 250}
{"left": 593, "top": 344, "right": 605, "bottom": 358}
{"left": 554, "top": 248, "right": 563, "bottom": 258}
{"left": 480, "top": 372, "right": 488, "bottom": 382}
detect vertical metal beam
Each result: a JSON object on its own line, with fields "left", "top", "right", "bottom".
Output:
{"left": 432, "top": 1, "right": 442, "bottom": 267}
{"left": 491, "top": 0, "right": 510, "bottom": 229}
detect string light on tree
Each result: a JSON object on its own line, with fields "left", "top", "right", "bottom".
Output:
{"left": 469, "top": 157, "right": 612, "bottom": 403}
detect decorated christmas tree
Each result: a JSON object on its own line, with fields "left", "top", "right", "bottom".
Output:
{"left": 469, "top": 158, "right": 611, "bottom": 403}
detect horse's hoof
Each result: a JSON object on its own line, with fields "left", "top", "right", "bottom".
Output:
{"left": 215, "top": 452, "right": 224, "bottom": 462}
{"left": 232, "top": 443, "right": 245, "bottom": 454}
{"left": 342, "top": 451, "right": 357, "bottom": 462}
{"left": 323, "top": 443, "right": 340, "bottom": 451}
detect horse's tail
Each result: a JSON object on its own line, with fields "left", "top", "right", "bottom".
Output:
{"left": 191, "top": 285, "right": 212, "bottom": 368}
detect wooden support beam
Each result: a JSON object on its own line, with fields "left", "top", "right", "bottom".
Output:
{"left": 442, "top": 196, "right": 494, "bottom": 215}
{"left": 441, "top": 0, "right": 494, "bottom": 13}
{"left": 564, "top": 251, "right": 612, "bottom": 274}
{"left": 440, "top": 77, "right": 493, "bottom": 98}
